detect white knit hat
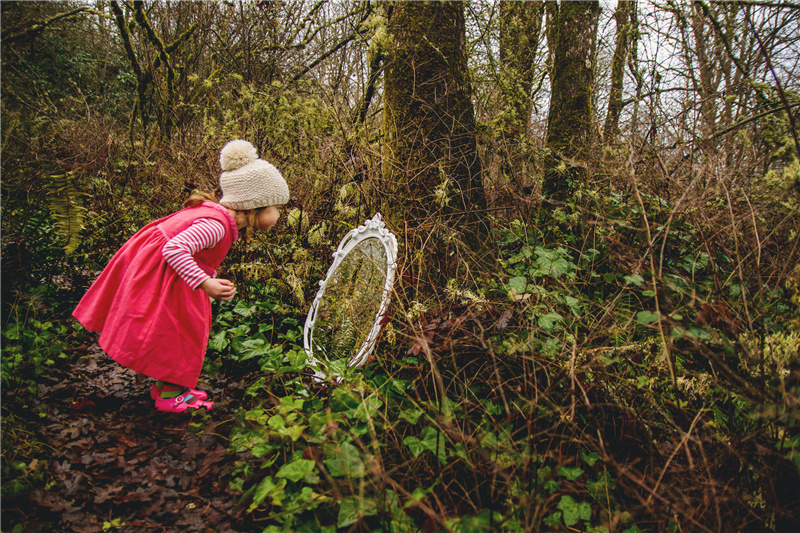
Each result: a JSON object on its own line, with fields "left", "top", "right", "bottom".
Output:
{"left": 218, "top": 139, "right": 290, "bottom": 210}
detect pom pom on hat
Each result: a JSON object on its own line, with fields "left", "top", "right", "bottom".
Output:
{"left": 218, "top": 139, "right": 290, "bottom": 210}
{"left": 220, "top": 139, "right": 258, "bottom": 171}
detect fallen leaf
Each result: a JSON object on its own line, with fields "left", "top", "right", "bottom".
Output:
{"left": 495, "top": 308, "right": 514, "bottom": 330}
{"left": 93, "top": 484, "right": 124, "bottom": 504}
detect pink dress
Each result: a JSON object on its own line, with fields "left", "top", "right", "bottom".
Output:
{"left": 73, "top": 202, "right": 238, "bottom": 387}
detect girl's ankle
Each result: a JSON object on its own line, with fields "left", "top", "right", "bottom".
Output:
{"left": 159, "top": 382, "right": 184, "bottom": 399}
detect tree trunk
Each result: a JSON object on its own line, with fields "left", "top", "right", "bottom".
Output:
{"left": 691, "top": 1, "right": 720, "bottom": 149}
{"left": 603, "top": 0, "right": 635, "bottom": 145}
{"left": 499, "top": 0, "right": 544, "bottom": 136}
{"left": 497, "top": 0, "right": 544, "bottom": 191}
{"left": 544, "top": 0, "right": 558, "bottom": 84}
{"left": 382, "top": 0, "right": 489, "bottom": 277}
{"left": 542, "top": 0, "right": 600, "bottom": 205}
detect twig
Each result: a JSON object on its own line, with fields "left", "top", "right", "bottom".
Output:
{"left": 745, "top": 9, "right": 800, "bottom": 159}
{"left": 709, "top": 0, "right": 800, "bottom": 8}
{"left": 721, "top": 182, "right": 755, "bottom": 334}
{"left": 647, "top": 409, "right": 704, "bottom": 506}
{"left": 599, "top": 436, "right": 716, "bottom": 533}
{"left": 630, "top": 167, "right": 676, "bottom": 387}
{"left": 291, "top": 9, "right": 372, "bottom": 82}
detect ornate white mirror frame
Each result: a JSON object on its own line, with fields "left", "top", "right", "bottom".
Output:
{"left": 303, "top": 213, "right": 398, "bottom": 382}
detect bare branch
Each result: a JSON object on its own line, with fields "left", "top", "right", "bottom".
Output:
{"left": 708, "top": 0, "right": 800, "bottom": 9}
{"left": 1, "top": 7, "right": 98, "bottom": 45}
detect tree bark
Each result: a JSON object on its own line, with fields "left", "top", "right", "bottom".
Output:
{"left": 499, "top": 0, "right": 544, "bottom": 136}
{"left": 544, "top": 0, "right": 559, "bottom": 84}
{"left": 497, "top": 0, "right": 544, "bottom": 191}
{"left": 542, "top": 0, "right": 600, "bottom": 204}
{"left": 691, "top": 1, "right": 721, "bottom": 146}
{"left": 382, "top": 0, "right": 488, "bottom": 274}
{"left": 603, "top": 0, "right": 636, "bottom": 145}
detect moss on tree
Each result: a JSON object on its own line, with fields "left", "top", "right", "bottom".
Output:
{"left": 542, "top": 0, "right": 600, "bottom": 205}
{"left": 382, "top": 1, "right": 490, "bottom": 279}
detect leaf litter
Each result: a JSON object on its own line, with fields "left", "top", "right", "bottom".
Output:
{"left": 2, "top": 335, "right": 266, "bottom": 532}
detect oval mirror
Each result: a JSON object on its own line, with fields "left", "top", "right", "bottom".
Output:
{"left": 304, "top": 213, "right": 398, "bottom": 382}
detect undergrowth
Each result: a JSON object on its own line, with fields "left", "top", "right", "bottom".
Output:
{"left": 199, "top": 189, "right": 800, "bottom": 532}
{"left": 2, "top": 161, "right": 798, "bottom": 531}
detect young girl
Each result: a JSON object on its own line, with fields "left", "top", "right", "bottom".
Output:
{"left": 73, "top": 140, "right": 289, "bottom": 413}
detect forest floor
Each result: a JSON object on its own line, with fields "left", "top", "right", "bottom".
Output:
{"left": 2, "top": 335, "right": 260, "bottom": 533}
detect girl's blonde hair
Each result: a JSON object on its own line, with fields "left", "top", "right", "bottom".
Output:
{"left": 184, "top": 190, "right": 272, "bottom": 236}
{"left": 184, "top": 190, "right": 220, "bottom": 208}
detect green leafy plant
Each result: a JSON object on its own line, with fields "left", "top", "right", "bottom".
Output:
{"left": 1, "top": 306, "right": 83, "bottom": 393}
{"left": 206, "top": 283, "right": 304, "bottom": 375}
{"left": 46, "top": 169, "right": 87, "bottom": 256}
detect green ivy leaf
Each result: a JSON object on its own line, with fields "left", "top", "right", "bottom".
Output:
{"left": 248, "top": 476, "right": 287, "bottom": 511}
{"left": 338, "top": 496, "right": 377, "bottom": 528}
{"left": 251, "top": 443, "right": 280, "bottom": 460}
{"left": 507, "top": 276, "right": 528, "bottom": 295}
{"left": 481, "top": 432, "right": 499, "bottom": 451}
{"left": 404, "top": 426, "right": 447, "bottom": 465}
{"left": 636, "top": 310, "right": 660, "bottom": 325}
{"left": 244, "top": 408, "right": 269, "bottom": 425}
{"left": 275, "top": 458, "right": 316, "bottom": 483}
{"left": 399, "top": 406, "right": 424, "bottom": 424}
{"left": 3, "top": 323, "right": 20, "bottom": 341}
{"left": 237, "top": 337, "right": 270, "bottom": 361}
{"left": 543, "top": 512, "right": 562, "bottom": 527}
{"left": 564, "top": 295, "right": 582, "bottom": 317}
{"left": 538, "top": 312, "right": 564, "bottom": 332}
{"left": 624, "top": 274, "right": 645, "bottom": 286}
{"left": 267, "top": 413, "right": 305, "bottom": 441}
{"left": 557, "top": 495, "right": 592, "bottom": 527}
{"left": 208, "top": 330, "right": 228, "bottom": 352}
{"left": 286, "top": 349, "right": 307, "bottom": 371}
{"left": 324, "top": 441, "right": 366, "bottom": 478}
{"left": 228, "top": 324, "right": 250, "bottom": 337}
{"left": 557, "top": 466, "right": 584, "bottom": 481}
{"left": 533, "top": 247, "right": 572, "bottom": 279}
{"left": 459, "top": 509, "right": 492, "bottom": 529}
{"left": 686, "top": 327, "right": 711, "bottom": 340}
{"left": 278, "top": 395, "right": 305, "bottom": 412}
{"left": 404, "top": 436, "right": 424, "bottom": 456}
{"left": 544, "top": 480, "right": 559, "bottom": 494}
{"left": 268, "top": 414, "right": 287, "bottom": 431}
{"left": 404, "top": 485, "right": 435, "bottom": 508}
{"left": 581, "top": 450, "right": 601, "bottom": 467}
{"left": 587, "top": 471, "right": 617, "bottom": 502}
{"left": 244, "top": 376, "right": 266, "bottom": 397}
{"left": 233, "top": 300, "right": 256, "bottom": 317}
{"left": 354, "top": 394, "right": 383, "bottom": 422}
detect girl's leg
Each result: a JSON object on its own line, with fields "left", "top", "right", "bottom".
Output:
{"left": 150, "top": 380, "right": 209, "bottom": 400}
{"left": 157, "top": 380, "right": 184, "bottom": 399}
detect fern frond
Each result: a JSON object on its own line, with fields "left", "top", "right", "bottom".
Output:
{"left": 46, "top": 170, "right": 87, "bottom": 256}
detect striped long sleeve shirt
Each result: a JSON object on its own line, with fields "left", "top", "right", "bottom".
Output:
{"left": 162, "top": 218, "right": 227, "bottom": 289}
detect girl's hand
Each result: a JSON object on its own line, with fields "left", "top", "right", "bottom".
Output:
{"left": 199, "top": 278, "right": 236, "bottom": 301}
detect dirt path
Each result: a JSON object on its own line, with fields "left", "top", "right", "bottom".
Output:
{"left": 2, "top": 340, "right": 260, "bottom": 532}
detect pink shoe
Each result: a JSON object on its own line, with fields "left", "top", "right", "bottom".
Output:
{"left": 154, "top": 393, "right": 213, "bottom": 412}
{"left": 150, "top": 384, "right": 208, "bottom": 401}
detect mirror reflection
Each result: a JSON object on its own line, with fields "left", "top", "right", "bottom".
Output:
{"left": 311, "top": 237, "right": 388, "bottom": 365}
